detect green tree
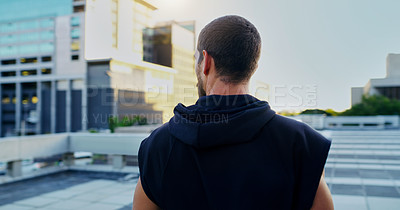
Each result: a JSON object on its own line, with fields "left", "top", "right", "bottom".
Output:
{"left": 108, "top": 115, "right": 149, "bottom": 133}
{"left": 279, "top": 111, "right": 299, "bottom": 116}
{"left": 340, "top": 95, "right": 400, "bottom": 116}
{"left": 300, "top": 109, "right": 331, "bottom": 116}
{"left": 108, "top": 116, "right": 118, "bottom": 133}
{"left": 325, "top": 109, "right": 339, "bottom": 116}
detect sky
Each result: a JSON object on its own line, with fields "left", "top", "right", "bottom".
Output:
{"left": 153, "top": 0, "right": 400, "bottom": 112}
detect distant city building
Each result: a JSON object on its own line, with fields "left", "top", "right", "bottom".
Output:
{"left": 0, "top": 0, "right": 196, "bottom": 137}
{"left": 352, "top": 53, "right": 400, "bottom": 105}
{"left": 143, "top": 20, "right": 197, "bottom": 111}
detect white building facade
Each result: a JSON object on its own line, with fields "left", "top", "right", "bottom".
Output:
{"left": 0, "top": 0, "right": 194, "bottom": 137}
{"left": 352, "top": 53, "right": 400, "bottom": 105}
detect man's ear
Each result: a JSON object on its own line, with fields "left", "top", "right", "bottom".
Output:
{"left": 202, "top": 50, "right": 212, "bottom": 76}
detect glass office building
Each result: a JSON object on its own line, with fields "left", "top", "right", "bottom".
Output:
{"left": 0, "top": 0, "right": 196, "bottom": 137}
{"left": 0, "top": 0, "right": 86, "bottom": 136}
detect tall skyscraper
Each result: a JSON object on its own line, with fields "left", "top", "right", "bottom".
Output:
{"left": 0, "top": 0, "right": 196, "bottom": 136}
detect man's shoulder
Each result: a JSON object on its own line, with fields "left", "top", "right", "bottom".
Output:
{"left": 269, "top": 114, "right": 310, "bottom": 133}
{"left": 267, "top": 114, "right": 330, "bottom": 146}
{"left": 140, "top": 123, "right": 173, "bottom": 154}
{"left": 137, "top": 123, "right": 172, "bottom": 207}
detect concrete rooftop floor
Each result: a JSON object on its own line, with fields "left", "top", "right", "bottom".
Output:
{"left": 0, "top": 130, "right": 399, "bottom": 210}
{"left": 0, "top": 170, "right": 137, "bottom": 210}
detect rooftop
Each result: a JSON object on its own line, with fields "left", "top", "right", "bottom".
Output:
{"left": 0, "top": 170, "right": 137, "bottom": 210}
{"left": 0, "top": 130, "right": 399, "bottom": 210}
{"left": 323, "top": 130, "right": 400, "bottom": 210}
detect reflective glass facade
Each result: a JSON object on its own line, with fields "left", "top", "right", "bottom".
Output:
{"left": 0, "top": 0, "right": 72, "bottom": 57}
{"left": 0, "top": 0, "right": 72, "bottom": 22}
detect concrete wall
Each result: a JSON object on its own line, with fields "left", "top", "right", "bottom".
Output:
{"left": 0, "top": 133, "right": 147, "bottom": 177}
{"left": 171, "top": 23, "right": 195, "bottom": 51}
{"left": 0, "top": 134, "right": 69, "bottom": 162}
{"left": 324, "top": 115, "right": 399, "bottom": 130}
{"left": 387, "top": 53, "right": 400, "bottom": 78}
{"left": 0, "top": 133, "right": 147, "bottom": 162}
{"left": 84, "top": 0, "right": 113, "bottom": 60}
{"left": 55, "top": 14, "right": 86, "bottom": 76}
{"left": 110, "top": 61, "right": 146, "bottom": 92}
{"left": 289, "top": 114, "right": 400, "bottom": 130}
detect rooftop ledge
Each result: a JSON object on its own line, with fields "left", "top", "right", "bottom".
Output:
{"left": 0, "top": 133, "right": 148, "bottom": 180}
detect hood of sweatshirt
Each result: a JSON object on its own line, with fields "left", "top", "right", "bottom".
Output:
{"left": 168, "top": 94, "right": 276, "bottom": 149}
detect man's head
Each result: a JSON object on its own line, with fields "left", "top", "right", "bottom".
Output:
{"left": 195, "top": 15, "right": 261, "bottom": 97}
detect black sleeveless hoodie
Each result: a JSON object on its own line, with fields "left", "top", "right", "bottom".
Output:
{"left": 138, "top": 94, "right": 331, "bottom": 210}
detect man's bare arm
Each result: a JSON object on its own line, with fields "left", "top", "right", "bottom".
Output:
{"left": 133, "top": 178, "right": 160, "bottom": 210}
{"left": 311, "top": 169, "right": 334, "bottom": 210}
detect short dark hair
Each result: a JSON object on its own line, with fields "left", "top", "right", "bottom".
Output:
{"left": 197, "top": 15, "right": 261, "bottom": 83}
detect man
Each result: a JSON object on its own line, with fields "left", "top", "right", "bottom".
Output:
{"left": 133, "top": 15, "right": 333, "bottom": 210}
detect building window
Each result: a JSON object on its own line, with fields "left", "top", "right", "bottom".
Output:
{"left": 2, "top": 96, "right": 10, "bottom": 104}
{"left": 71, "top": 41, "right": 80, "bottom": 51}
{"left": 71, "top": 28, "right": 80, "bottom": 39}
{"left": 1, "top": 71, "right": 16, "bottom": 77}
{"left": 31, "top": 96, "right": 38, "bottom": 104}
{"left": 41, "top": 68, "right": 52, "bottom": 74}
{"left": 41, "top": 31, "right": 54, "bottom": 40}
{"left": 71, "top": 17, "right": 80, "bottom": 26}
{"left": 21, "top": 69, "right": 37, "bottom": 76}
{"left": 22, "top": 95, "right": 29, "bottom": 105}
{"left": 0, "top": 22, "right": 17, "bottom": 33}
{"left": 19, "top": 21, "right": 39, "bottom": 31}
{"left": 40, "top": 19, "right": 54, "bottom": 28}
{"left": 73, "top": 5, "right": 85, "bottom": 13}
{"left": 1, "top": 59, "right": 16, "bottom": 65}
{"left": 19, "top": 32, "right": 40, "bottom": 43}
{"left": 40, "top": 43, "right": 54, "bottom": 53}
{"left": 71, "top": 55, "right": 79, "bottom": 60}
{"left": 0, "top": 46, "right": 18, "bottom": 56}
{"left": 0, "top": 34, "right": 17, "bottom": 44}
{"left": 41, "top": 56, "right": 52, "bottom": 62}
{"left": 20, "top": 57, "right": 37, "bottom": 64}
{"left": 19, "top": 44, "right": 39, "bottom": 54}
